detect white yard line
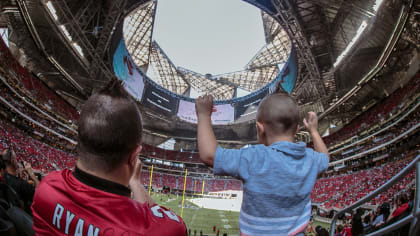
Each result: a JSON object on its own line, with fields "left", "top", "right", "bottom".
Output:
{"left": 189, "top": 205, "right": 200, "bottom": 226}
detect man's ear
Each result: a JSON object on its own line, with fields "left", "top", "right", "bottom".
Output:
{"left": 129, "top": 144, "right": 143, "bottom": 166}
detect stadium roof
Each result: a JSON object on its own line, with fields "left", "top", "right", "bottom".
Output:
{"left": 123, "top": 1, "right": 291, "bottom": 100}
{"left": 4, "top": 0, "right": 418, "bottom": 146}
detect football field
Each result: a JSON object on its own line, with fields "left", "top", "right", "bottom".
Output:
{"left": 152, "top": 193, "right": 330, "bottom": 235}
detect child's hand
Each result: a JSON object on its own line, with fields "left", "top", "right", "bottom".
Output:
{"left": 303, "top": 111, "right": 318, "bottom": 133}
{"left": 195, "top": 95, "right": 213, "bottom": 119}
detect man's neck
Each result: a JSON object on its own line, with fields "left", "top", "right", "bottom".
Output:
{"left": 76, "top": 162, "right": 130, "bottom": 187}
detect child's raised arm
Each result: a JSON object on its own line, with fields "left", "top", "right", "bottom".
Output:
{"left": 303, "top": 111, "right": 330, "bottom": 159}
{"left": 195, "top": 95, "right": 218, "bottom": 167}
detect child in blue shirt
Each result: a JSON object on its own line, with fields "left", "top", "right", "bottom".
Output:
{"left": 195, "top": 93, "right": 330, "bottom": 236}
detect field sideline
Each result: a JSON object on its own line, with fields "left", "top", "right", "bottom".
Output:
{"left": 152, "top": 193, "right": 330, "bottom": 235}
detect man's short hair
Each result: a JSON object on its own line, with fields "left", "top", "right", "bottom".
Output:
{"left": 77, "top": 80, "right": 142, "bottom": 171}
{"left": 257, "top": 93, "right": 299, "bottom": 136}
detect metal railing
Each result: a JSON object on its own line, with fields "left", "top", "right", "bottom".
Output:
{"left": 329, "top": 154, "right": 420, "bottom": 236}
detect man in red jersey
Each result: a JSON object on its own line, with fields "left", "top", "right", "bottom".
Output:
{"left": 31, "top": 81, "right": 187, "bottom": 235}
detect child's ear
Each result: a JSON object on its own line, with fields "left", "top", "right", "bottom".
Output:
{"left": 256, "top": 121, "right": 265, "bottom": 137}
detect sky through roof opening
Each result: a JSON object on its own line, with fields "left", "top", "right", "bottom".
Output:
{"left": 152, "top": 0, "right": 265, "bottom": 75}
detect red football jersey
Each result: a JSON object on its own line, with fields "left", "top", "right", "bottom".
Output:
{"left": 31, "top": 169, "right": 187, "bottom": 236}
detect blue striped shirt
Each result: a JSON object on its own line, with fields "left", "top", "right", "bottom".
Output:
{"left": 214, "top": 141, "right": 329, "bottom": 235}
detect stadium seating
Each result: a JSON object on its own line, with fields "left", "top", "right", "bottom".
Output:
{"left": 0, "top": 118, "right": 76, "bottom": 173}
{"left": 323, "top": 76, "right": 419, "bottom": 148}
{"left": 142, "top": 144, "right": 201, "bottom": 163}
{"left": 0, "top": 81, "right": 77, "bottom": 140}
{"left": 330, "top": 108, "right": 419, "bottom": 161}
{"left": 0, "top": 38, "right": 79, "bottom": 122}
{"left": 312, "top": 152, "right": 416, "bottom": 210}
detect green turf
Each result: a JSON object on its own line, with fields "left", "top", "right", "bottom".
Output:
{"left": 152, "top": 193, "right": 331, "bottom": 235}
{"left": 153, "top": 193, "right": 239, "bottom": 235}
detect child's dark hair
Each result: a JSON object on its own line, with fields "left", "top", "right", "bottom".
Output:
{"left": 257, "top": 93, "right": 299, "bottom": 136}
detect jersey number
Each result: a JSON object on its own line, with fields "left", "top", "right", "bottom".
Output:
{"left": 151, "top": 205, "right": 180, "bottom": 223}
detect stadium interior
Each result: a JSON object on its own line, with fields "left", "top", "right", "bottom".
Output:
{"left": 0, "top": 0, "right": 419, "bottom": 235}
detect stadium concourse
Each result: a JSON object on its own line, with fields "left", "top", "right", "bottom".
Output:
{"left": 0, "top": 0, "right": 420, "bottom": 235}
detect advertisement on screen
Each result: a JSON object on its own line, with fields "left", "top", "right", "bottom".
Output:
{"left": 177, "top": 100, "right": 234, "bottom": 125}
{"left": 113, "top": 39, "right": 145, "bottom": 101}
{"left": 142, "top": 82, "right": 178, "bottom": 115}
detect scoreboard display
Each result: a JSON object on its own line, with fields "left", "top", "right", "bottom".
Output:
{"left": 177, "top": 100, "right": 234, "bottom": 125}
{"left": 142, "top": 81, "right": 178, "bottom": 116}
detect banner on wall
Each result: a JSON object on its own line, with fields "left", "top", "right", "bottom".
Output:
{"left": 275, "top": 48, "right": 297, "bottom": 94}
{"left": 177, "top": 100, "right": 234, "bottom": 125}
{"left": 142, "top": 82, "right": 179, "bottom": 116}
{"left": 113, "top": 39, "right": 145, "bottom": 101}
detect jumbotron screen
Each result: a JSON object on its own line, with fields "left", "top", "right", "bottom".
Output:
{"left": 113, "top": 39, "right": 145, "bottom": 101}
{"left": 142, "top": 81, "right": 179, "bottom": 116}
{"left": 177, "top": 100, "right": 235, "bottom": 125}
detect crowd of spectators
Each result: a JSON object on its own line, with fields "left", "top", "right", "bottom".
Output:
{"left": 0, "top": 99, "right": 75, "bottom": 152}
{"left": 0, "top": 38, "right": 79, "bottom": 123}
{"left": 330, "top": 107, "right": 419, "bottom": 162}
{"left": 312, "top": 151, "right": 417, "bottom": 210}
{"left": 324, "top": 188, "right": 416, "bottom": 236}
{"left": 0, "top": 79, "right": 77, "bottom": 140}
{"left": 0, "top": 118, "right": 76, "bottom": 173}
{"left": 324, "top": 75, "right": 419, "bottom": 148}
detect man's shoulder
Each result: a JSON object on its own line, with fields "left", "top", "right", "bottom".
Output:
{"left": 42, "top": 169, "right": 68, "bottom": 181}
{"left": 38, "top": 169, "right": 70, "bottom": 189}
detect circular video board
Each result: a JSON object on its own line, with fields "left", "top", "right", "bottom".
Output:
{"left": 110, "top": 0, "right": 297, "bottom": 125}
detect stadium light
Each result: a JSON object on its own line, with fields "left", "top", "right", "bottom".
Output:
{"left": 333, "top": 21, "right": 367, "bottom": 68}
{"left": 72, "top": 42, "right": 84, "bottom": 57}
{"left": 46, "top": 1, "right": 58, "bottom": 21}
{"left": 59, "top": 25, "right": 72, "bottom": 41}
{"left": 58, "top": 24, "right": 85, "bottom": 58}
{"left": 373, "top": 0, "right": 384, "bottom": 12}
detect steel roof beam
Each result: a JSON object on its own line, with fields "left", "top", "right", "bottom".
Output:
{"left": 94, "top": 0, "right": 127, "bottom": 59}
{"left": 44, "top": 0, "right": 114, "bottom": 84}
{"left": 272, "top": 0, "right": 326, "bottom": 100}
